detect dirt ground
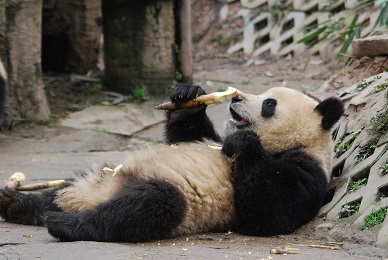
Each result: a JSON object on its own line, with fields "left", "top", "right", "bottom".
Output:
{"left": 41, "top": 54, "right": 335, "bottom": 118}
{"left": 1, "top": 56, "right": 388, "bottom": 259}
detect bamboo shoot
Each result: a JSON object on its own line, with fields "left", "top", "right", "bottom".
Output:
{"left": 16, "top": 180, "right": 66, "bottom": 191}
{"left": 5, "top": 172, "right": 26, "bottom": 189}
{"left": 155, "top": 86, "right": 246, "bottom": 110}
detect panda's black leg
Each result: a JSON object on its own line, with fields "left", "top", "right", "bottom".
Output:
{"left": 0, "top": 186, "right": 65, "bottom": 226}
{"left": 45, "top": 178, "right": 187, "bottom": 242}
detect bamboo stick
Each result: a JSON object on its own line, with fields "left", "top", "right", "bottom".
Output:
{"left": 16, "top": 180, "right": 66, "bottom": 191}
{"left": 5, "top": 172, "right": 26, "bottom": 189}
{"left": 307, "top": 244, "right": 340, "bottom": 250}
{"left": 155, "top": 86, "right": 246, "bottom": 110}
{"left": 270, "top": 246, "right": 300, "bottom": 254}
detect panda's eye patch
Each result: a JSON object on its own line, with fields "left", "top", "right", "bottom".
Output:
{"left": 261, "top": 98, "right": 277, "bottom": 118}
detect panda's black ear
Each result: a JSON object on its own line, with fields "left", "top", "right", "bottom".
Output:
{"left": 314, "top": 97, "right": 344, "bottom": 130}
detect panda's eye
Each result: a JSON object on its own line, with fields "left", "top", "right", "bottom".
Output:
{"left": 264, "top": 99, "right": 276, "bottom": 106}
{"left": 262, "top": 98, "right": 277, "bottom": 118}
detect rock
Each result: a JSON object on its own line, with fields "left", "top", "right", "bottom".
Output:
{"left": 353, "top": 35, "right": 388, "bottom": 58}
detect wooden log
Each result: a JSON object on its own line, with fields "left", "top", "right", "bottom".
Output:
{"left": 178, "top": 0, "right": 193, "bottom": 84}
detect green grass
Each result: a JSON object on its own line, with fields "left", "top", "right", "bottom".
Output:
{"left": 217, "top": 86, "right": 227, "bottom": 92}
{"left": 87, "top": 82, "right": 102, "bottom": 92}
{"left": 331, "top": 126, "right": 339, "bottom": 141}
{"left": 372, "top": 82, "right": 388, "bottom": 94}
{"left": 164, "top": 86, "right": 173, "bottom": 97}
{"left": 360, "top": 207, "right": 387, "bottom": 230}
{"left": 356, "top": 79, "right": 374, "bottom": 91}
{"left": 334, "top": 129, "right": 362, "bottom": 158}
{"left": 349, "top": 178, "right": 368, "bottom": 193}
{"left": 175, "top": 71, "right": 182, "bottom": 82}
{"left": 380, "top": 159, "right": 388, "bottom": 176}
{"left": 300, "top": 87, "right": 308, "bottom": 94}
{"left": 371, "top": 108, "right": 388, "bottom": 137}
{"left": 355, "top": 141, "right": 377, "bottom": 164}
{"left": 339, "top": 201, "right": 361, "bottom": 219}
{"left": 171, "top": 70, "right": 183, "bottom": 90}
{"left": 133, "top": 85, "right": 149, "bottom": 102}
{"left": 97, "top": 128, "right": 112, "bottom": 134}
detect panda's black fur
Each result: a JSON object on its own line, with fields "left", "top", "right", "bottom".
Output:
{"left": 165, "top": 85, "right": 222, "bottom": 143}
{"left": 0, "top": 85, "right": 344, "bottom": 242}
{"left": 223, "top": 131, "right": 327, "bottom": 236}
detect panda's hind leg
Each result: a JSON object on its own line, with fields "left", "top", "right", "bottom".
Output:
{"left": 0, "top": 185, "right": 66, "bottom": 226}
{"left": 45, "top": 178, "right": 187, "bottom": 242}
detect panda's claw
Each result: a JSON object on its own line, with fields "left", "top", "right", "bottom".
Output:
{"left": 170, "top": 85, "right": 206, "bottom": 104}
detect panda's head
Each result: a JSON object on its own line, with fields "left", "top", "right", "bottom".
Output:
{"left": 225, "top": 87, "right": 344, "bottom": 176}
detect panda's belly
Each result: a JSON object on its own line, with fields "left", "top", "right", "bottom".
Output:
{"left": 55, "top": 142, "right": 235, "bottom": 233}
{"left": 128, "top": 142, "right": 235, "bottom": 235}
{"left": 55, "top": 169, "right": 125, "bottom": 212}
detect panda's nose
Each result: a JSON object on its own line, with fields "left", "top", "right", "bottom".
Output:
{"left": 232, "top": 96, "right": 243, "bottom": 103}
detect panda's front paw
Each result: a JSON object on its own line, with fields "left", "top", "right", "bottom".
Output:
{"left": 170, "top": 85, "right": 206, "bottom": 104}
{"left": 222, "top": 130, "right": 262, "bottom": 158}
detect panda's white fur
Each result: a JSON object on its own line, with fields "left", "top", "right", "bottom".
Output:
{"left": 55, "top": 143, "right": 234, "bottom": 236}
{"left": 226, "top": 87, "right": 334, "bottom": 178}
{"left": 0, "top": 86, "right": 344, "bottom": 242}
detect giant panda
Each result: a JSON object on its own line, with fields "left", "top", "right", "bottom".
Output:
{"left": 0, "top": 58, "right": 6, "bottom": 124}
{"left": 0, "top": 85, "right": 344, "bottom": 242}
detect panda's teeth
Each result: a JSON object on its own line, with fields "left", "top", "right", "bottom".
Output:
{"left": 229, "top": 118, "right": 248, "bottom": 126}
{"left": 237, "top": 118, "right": 248, "bottom": 126}
{"left": 229, "top": 106, "right": 250, "bottom": 126}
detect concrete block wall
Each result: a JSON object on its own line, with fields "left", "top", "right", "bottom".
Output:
{"left": 319, "top": 72, "right": 388, "bottom": 247}
{"left": 222, "top": 0, "right": 382, "bottom": 60}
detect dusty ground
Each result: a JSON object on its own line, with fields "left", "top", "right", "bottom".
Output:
{"left": 1, "top": 56, "right": 388, "bottom": 259}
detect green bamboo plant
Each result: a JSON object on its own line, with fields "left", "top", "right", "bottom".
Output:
{"left": 297, "top": 0, "right": 388, "bottom": 62}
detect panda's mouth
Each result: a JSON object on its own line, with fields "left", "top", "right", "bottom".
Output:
{"left": 229, "top": 107, "right": 250, "bottom": 128}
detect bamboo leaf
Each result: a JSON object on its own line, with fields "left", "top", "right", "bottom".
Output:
{"left": 374, "top": 3, "right": 388, "bottom": 28}
{"left": 349, "top": 14, "right": 359, "bottom": 30}
{"left": 337, "top": 30, "right": 356, "bottom": 60}
{"left": 297, "top": 26, "right": 326, "bottom": 44}
{"left": 381, "top": 4, "right": 388, "bottom": 26}
{"left": 377, "top": 0, "right": 388, "bottom": 7}
{"left": 337, "top": 14, "right": 359, "bottom": 61}
{"left": 355, "top": 0, "right": 374, "bottom": 9}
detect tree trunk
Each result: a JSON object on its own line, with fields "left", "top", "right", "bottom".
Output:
{"left": 102, "top": 0, "right": 176, "bottom": 96}
{"left": 177, "top": 0, "right": 193, "bottom": 84}
{"left": 1, "top": 0, "right": 50, "bottom": 124}
{"left": 42, "top": 0, "right": 102, "bottom": 73}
